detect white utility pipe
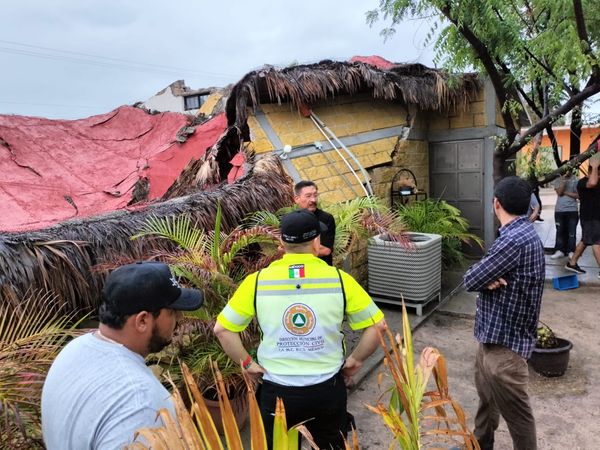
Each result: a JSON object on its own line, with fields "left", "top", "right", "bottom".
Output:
{"left": 310, "top": 112, "right": 374, "bottom": 196}
{"left": 309, "top": 115, "right": 370, "bottom": 197}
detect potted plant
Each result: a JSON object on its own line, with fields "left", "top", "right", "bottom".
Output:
{"left": 395, "top": 198, "right": 483, "bottom": 269}
{"left": 528, "top": 322, "right": 573, "bottom": 377}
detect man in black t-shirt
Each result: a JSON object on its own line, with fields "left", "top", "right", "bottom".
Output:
{"left": 293, "top": 181, "right": 336, "bottom": 265}
{"left": 565, "top": 156, "right": 600, "bottom": 277}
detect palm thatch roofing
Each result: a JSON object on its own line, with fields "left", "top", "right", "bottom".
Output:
{"left": 228, "top": 58, "right": 480, "bottom": 129}
{"left": 169, "top": 57, "right": 481, "bottom": 191}
{"left": 0, "top": 156, "right": 292, "bottom": 314}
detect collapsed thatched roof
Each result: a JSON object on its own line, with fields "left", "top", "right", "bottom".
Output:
{"left": 0, "top": 156, "right": 292, "bottom": 314}
{"left": 173, "top": 57, "right": 481, "bottom": 190}
{"left": 227, "top": 58, "right": 480, "bottom": 129}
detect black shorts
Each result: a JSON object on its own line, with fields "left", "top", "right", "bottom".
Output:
{"left": 581, "top": 219, "right": 600, "bottom": 245}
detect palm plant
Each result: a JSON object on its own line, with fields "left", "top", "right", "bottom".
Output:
{"left": 131, "top": 203, "right": 281, "bottom": 317}
{"left": 367, "top": 303, "right": 480, "bottom": 449}
{"left": 396, "top": 199, "right": 483, "bottom": 268}
{"left": 0, "top": 288, "right": 83, "bottom": 449}
{"left": 127, "top": 362, "right": 318, "bottom": 450}
{"left": 132, "top": 203, "right": 280, "bottom": 394}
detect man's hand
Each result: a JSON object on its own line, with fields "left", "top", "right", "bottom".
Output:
{"left": 590, "top": 157, "right": 600, "bottom": 169}
{"left": 486, "top": 277, "right": 507, "bottom": 290}
{"left": 242, "top": 360, "right": 267, "bottom": 387}
{"left": 342, "top": 355, "right": 363, "bottom": 388}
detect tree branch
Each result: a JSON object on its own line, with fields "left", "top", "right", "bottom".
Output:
{"left": 504, "top": 81, "right": 600, "bottom": 156}
{"left": 439, "top": 4, "right": 519, "bottom": 138}
{"left": 539, "top": 135, "right": 599, "bottom": 185}
{"left": 545, "top": 126, "right": 562, "bottom": 167}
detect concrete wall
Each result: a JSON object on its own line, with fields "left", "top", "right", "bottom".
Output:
{"left": 143, "top": 87, "right": 185, "bottom": 113}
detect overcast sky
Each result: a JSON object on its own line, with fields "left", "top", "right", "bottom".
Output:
{"left": 0, "top": 1, "right": 436, "bottom": 120}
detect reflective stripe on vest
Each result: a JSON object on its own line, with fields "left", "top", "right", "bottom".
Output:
{"left": 255, "top": 276, "right": 345, "bottom": 376}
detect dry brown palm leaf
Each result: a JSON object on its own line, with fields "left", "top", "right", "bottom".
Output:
{"left": 0, "top": 288, "right": 84, "bottom": 448}
{"left": 368, "top": 303, "right": 480, "bottom": 450}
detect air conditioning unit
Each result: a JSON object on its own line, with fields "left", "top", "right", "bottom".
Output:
{"left": 368, "top": 232, "right": 442, "bottom": 316}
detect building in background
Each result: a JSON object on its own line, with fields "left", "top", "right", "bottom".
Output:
{"left": 142, "top": 79, "right": 223, "bottom": 116}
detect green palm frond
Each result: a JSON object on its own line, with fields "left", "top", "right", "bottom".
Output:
{"left": 132, "top": 215, "right": 207, "bottom": 253}
{"left": 211, "top": 203, "right": 223, "bottom": 267}
{"left": 0, "top": 289, "right": 84, "bottom": 447}
{"left": 244, "top": 210, "right": 282, "bottom": 228}
{"left": 397, "top": 198, "right": 483, "bottom": 268}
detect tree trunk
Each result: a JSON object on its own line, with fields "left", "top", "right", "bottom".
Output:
{"left": 569, "top": 105, "right": 582, "bottom": 158}
{"left": 493, "top": 150, "right": 508, "bottom": 184}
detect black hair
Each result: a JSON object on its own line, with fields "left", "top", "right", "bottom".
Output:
{"left": 294, "top": 180, "right": 317, "bottom": 196}
{"left": 494, "top": 176, "right": 532, "bottom": 216}
{"left": 98, "top": 303, "right": 161, "bottom": 329}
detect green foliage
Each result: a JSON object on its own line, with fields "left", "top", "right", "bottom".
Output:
{"left": 536, "top": 321, "right": 559, "bottom": 349}
{"left": 132, "top": 204, "right": 280, "bottom": 316}
{"left": 368, "top": 0, "right": 599, "bottom": 88}
{"left": 396, "top": 199, "right": 483, "bottom": 268}
{"left": 133, "top": 204, "right": 279, "bottom": 393}
{"left": 367, "top": 0, "right": 600, "bottom": 178}
{"left": 513, "top": 147, "right": 558, "bottom": 179}
{"left": 0, "top": 289, "right": 83, "bottom": 449}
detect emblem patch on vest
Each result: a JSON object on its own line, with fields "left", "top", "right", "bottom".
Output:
{"left": 288, "top": 264, "right": 305, "bottom": 279}
{"left": 283, "top": 303, "right": 315, "bottom": 336}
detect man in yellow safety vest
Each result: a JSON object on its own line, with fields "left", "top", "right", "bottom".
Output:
{"left": 214, "top": 209, "right": 385, "bottom": 449}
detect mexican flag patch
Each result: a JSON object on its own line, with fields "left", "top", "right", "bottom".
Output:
{"left": 288, "top": 264, "right": 305, "bottom": 279}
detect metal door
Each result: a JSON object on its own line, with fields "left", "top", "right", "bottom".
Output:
{"left": 430, "top": 140, "right": 484, "bottom": 249}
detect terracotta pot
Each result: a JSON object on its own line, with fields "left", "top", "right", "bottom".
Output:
{"left": 203, "top": 393, "right": 249, "bottom": 434}
{"left": 528, "top": 337, "right": 573, "bottom": 377}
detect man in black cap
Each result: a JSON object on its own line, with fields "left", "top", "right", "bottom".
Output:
{"left": 294, "top": 180, "right": 336, "bottom": 265}
{"left": 214, "top": 209, "right": 385, "bottom": 449}
{"left": 41, "top": 261, "right": 203, "bottom": 450}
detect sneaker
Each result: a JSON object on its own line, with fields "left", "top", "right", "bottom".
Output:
{"left": 550, "top": 250, "right": 565, "bottom": 259}
{"left": 535, "top": 217, "right": 544, "bottom": 222}
{"left": 565, "top": 262, "right": 586, "bottom": 274}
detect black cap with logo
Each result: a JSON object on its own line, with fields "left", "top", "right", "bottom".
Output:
{"left": 280, "top": 209, "right": 328, "bottom": 244}
{"left": 102, "top": 261, "right": 204, "bottom": 315}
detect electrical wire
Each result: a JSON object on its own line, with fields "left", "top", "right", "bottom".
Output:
{"left": 0, "top": 39, "right": 236, "bottom": 79}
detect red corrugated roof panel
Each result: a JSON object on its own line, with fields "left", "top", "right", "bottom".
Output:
{"left": 0, "top": 106, "right": 227, "bottom": 232}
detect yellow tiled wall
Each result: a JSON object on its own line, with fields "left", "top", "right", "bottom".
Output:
{"left": 427, "top": 89, "right": 487, "bottom": 130}
{"left": 198, "top": 93, "right": 223, "bottom": 116}
{"left": 248, "top": 97, "right": 407, "bottom": 205}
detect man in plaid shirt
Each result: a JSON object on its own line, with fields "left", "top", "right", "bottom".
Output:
{"left": 464, "top": 176, "right": 545, "bottom": 450}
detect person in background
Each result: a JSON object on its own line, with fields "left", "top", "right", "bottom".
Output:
{"left": 464, "top": 176, "right": 545, "bottom": 450}
{"left": 550, "top": 163, "right": 579, "bottom": 259}
{"left": 532, "top": 184, "right": 543, "bottom": 222}
{"left": 214, "top": 209, "right": 385, "bottom": 449}
{"left": 294, "top": 180, "right": 336, "bottom": 265}
{"left": 41, "top": 262, "right": 203, "bottom": 450}
{"left": 565, "top": 156, "right": 600, "bottom": 277}
{"left": 527, "top": 192, "right": 540, "bottom": 223}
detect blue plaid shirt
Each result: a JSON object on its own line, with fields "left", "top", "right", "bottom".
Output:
{"left": 464, "top": 216, "right": 545, "bottom": 358}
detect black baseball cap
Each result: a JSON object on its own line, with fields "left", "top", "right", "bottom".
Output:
{"left": 280, "top": 209, "right": 327, "bottom": 244}
{"left": 102, "top": 261, "right": 203, "bottom": 315}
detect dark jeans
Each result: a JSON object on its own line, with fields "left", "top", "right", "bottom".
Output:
{"left": 258, "top": 373, "right": 348, "bottom": 449}
{"left": 474, "top": 344, "right": 537, "bottom": 450}
{"left": 554, "top": 211, "right": 579, "bottom": 254}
